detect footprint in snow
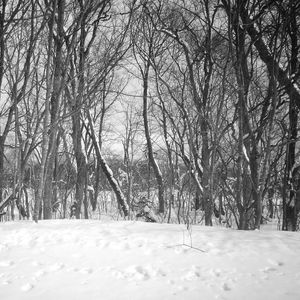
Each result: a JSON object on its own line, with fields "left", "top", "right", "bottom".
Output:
{"left": 112, "top": 265, "right": 165, "bottom": 281}
{"left": 47, "top": 263, "right": 64, "bottom": 272}
{"left": 95, "top": 240, "right": 109, "bottom": 249}
{"left": 33, "top": 269, "right": 47, "bottom": 279}
{"left": 181, "top": 266, "right": 202, "bottom": 281}
{"left": 267, "top": 259, "right": 284, "bottom": 267}
{"left": 125, "top": 265, "right": 150, "bottom": 281}
{"left": 0, "top": 243, "right": 8, "bottom": 252}
{"left": 0, "top": 260, "right": 14, "bottom": 267}
{"left": 222, "top": 282, "right": 231, "bottom": 291}
{"left": 260, "top": 266, "right": 277, "bottom": 273}
{"left": 2, "top": 279, "right": 11, "bottom": 285}
{"left": 177, "top": 285, "right": 189, "bottom": 292}
{"left": 259, "top": 259, "right": 284, "bottom": 275}
{"left": 172, "top": 245, "right": 188, "bottom": 254}
{"left": 181, "top": 270, "right": 201, "bottom": 281}
{"left": 79, "top": 268, "right": 93, "bottom": 274}
{"left": 210, "top": 268, "right": 222, "bottom": 278}
{"left": 167, "top": 279, "right": 175, "bottom": 285}
{"left": 21, "top": 283, "right": 34, "bottom": 292}
{"left": 31, "top": 261, "right": 42, "bottom": 267}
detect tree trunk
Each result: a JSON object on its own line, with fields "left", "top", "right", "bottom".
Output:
{"left": 0, "top": 137, "right": 4, "bottom": 203}
{"left": 42, "top": 0, "right": 65, "bottom": 220}
{"left": 0, "top": 2, "right": 5, "bottom": 203}
{"left": 142, "top": 61, "right": 164, "bottom": 214}
{"left": 71, "top": 7, "right": 89, "bottom": 219}
{"left": 201, "top": 120, "right": 212, "bottom": 226}
{"left": 283, "top": 98, "right": 298, "bottom": 230}
{"left": 34, "top": 1, "right": 56, "bottom": 222}
{"left": 282, "top": 2, "right": 299, "bottom": 231}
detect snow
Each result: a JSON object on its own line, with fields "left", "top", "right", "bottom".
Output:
{"left": 242, "top": 144, "right": 250, "bottom": 162}
{"left": 0, "top": 220, "right": 300, "bottom": 300}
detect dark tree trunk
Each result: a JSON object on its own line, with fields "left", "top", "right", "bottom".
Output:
{"left": 283, "top": 98, "right": 298, "bottom": 231}
{"left": 282, "top": 2, "right": 299, "bottom": 231}
{"left": 42, "top": 0, "right": 65, "bottom": 220}
{"left": 268, "top": 188, "right": 275, "bottom": 219}
{"left": 201, "top": 120, "right": 212, "bottom": 226}
{"left": 0, "top": 137, "right": 4, "bottom": 203}
{"left": 0, "top": 3, "right": 5, "bottom": 202}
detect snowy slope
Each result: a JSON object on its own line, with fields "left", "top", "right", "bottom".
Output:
{"left": 0, "top": 220, "right": 299, "bottom": 300}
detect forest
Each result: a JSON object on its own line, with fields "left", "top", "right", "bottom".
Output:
{"left": 0, "top": 0, "right": 299, "bottom": 231}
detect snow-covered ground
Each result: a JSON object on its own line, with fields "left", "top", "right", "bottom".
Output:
{"left": 0, "top": 220, "right": 299, "bottom": 300}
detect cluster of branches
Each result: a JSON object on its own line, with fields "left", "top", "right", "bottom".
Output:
{"left": 0, "top": 0, "right": 299, "bottom": 231}
{"left": 128, "top": 0, "right": 300, "bottom": 230}
{"left": 0, "top": 0, "right": 134, "bottom": 221}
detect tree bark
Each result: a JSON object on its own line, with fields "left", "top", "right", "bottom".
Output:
{"left": 42, "top": 0, "right": 65, "bottom": 220}
{"left": 72, "top": 2, "right": 89, "bottom": 219}
{"left": 142, "top": 61, "right": 165, "bottom": 214}
{"left": 282, "top": 2, "right": 299, "bottom": 231}
{"left": 34, "top": 1, "right": 56, "bottom": 222}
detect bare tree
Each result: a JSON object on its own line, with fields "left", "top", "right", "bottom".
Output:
{"left": 0, "top": 0, "right": 33, "bottom": 203}
{"left": 131, "top": 2, "right": 165, "bottom": 214}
